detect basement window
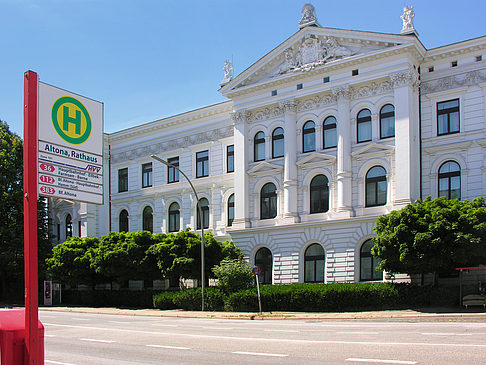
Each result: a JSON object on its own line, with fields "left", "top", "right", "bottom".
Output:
{"left": 297, "top": 83, "right": 303, "bottom": 90}
{"left": 323, "top": 76, "right": 330, "bottom": 83}
{"left": 428, "top": 66, "right": 434, "bottom": 72}
{"left": 451, "top": 61, "right": 458, "bottom": 67}
{"left": 476, "top": 55, "right": 483, "bottom": 62}
{"left": 271, "top": 90, "right": 277, "bottom": 96}
{"left": 352, "top": 69, "right": 359, "bottom": 76}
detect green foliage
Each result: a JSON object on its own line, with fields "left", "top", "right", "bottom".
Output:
{"left": 226, "top": 283, "right": 456, "bottom": 312}
{"left": 0, "top": 121, "right": 53, "bottom": 299}
{"left": 92, "top": 231, "right": 162, "bottom": 284}
{"left": 372, "top": 197, "right": 486, "bottom": 277}
{"left": 46, "top": 236, "right": 102, "bottom": 286}
{"left": 212, "top": 259, "right": 254, "bottom": 293}
{"left": 149, "top": 229, "right": 242, "bottom": 284}
{"left": 171, "top": 287, "right": 225, "bottom": 311}
{"left": 153, "top": 291, "right": 179, "bottom": 310}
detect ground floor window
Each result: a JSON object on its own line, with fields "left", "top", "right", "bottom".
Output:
{"left": 360, "top": 239, "right": 382, "bottom": 281}
{"left": 304, "top": 243, "right": 325, "bottom": 283}
{"left": 255, "top": 247, "right": 272, "bottom": 284}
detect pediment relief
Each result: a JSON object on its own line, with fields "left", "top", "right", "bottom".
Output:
{"left": 224, "top": 29, "right": 404, "bottom": 92}
{"left": 297, "top": 152, "right": 336, "bottom": 169}
{"left": 247, "top": 161, "right": 283, "bottom": 177}
{"left": 351, "top": 142, "right": 395, "bottom": 160}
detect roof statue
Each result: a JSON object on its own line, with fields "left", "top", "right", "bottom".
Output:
{"left": 220, "top": 59, "right": 233, "bottom": 86}
{"left": 299, "top": 3, "right": 320, "bottom": 29}
{"left": 400, "top": 5, "right": 416, "bottom": 35}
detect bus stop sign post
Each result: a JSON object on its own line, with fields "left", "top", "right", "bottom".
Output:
{"left": 252, "top": 266, "right": 262, "bottom": 314}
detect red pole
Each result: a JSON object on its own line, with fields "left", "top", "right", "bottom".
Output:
{"left": 24, "top": 70, "right": 40, "bottom": 364}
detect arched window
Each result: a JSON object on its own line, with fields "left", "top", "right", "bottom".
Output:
{"left": 168, "top": 202, "right": 180, "bottom": 232}
{"left": 142, "top": 206, "right": 153, "bottom": 233}
{"left": 438, "top": 161, "right": 461, "bottom": 199}
{"left": 227, "top": 194, "right": 235, "bottom": 227}
{"left": 303, "top": 121, "right": 316, "bottom": 153}
{"left": 197, "top": 198, "right": 209, "bottom": 229}
{"left": 260, "top": 183, "right": 277, "bottom": 219}
{"left": 323, "top": 116, "right": 337, "bottom": 149}
{"left": 65, "top": 214, "right": 73, "bottom": 238}
{"left": 310, "top": 175, "right": 329, "bottom": 213}
{"left": 119, "top": 210, "right": 129, "bottom": 232}
{"left": 357, "top": 109, "right": 372, "bottom": 143}
{"left": 272, "top": 127, "right": 284, "bottom": 158}
{"left": 366, "top": 166, "right": 387, "bottom": 207}
{"left": 380, "top": 104, "right": 395, "bottom": 139}
{"left": 254, "top": 131, "right": 265, "bottom": 161}
{"left": 304, "top": 244, "right": 325, "bottom": 283}
{"left": 255, "top": 247, "right": 272, "bottom": 284}
{"left": 360, "top": 239, "right": 382, "bottom": 281}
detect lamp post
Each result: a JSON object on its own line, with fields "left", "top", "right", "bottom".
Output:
{"left": 151, "top": 154, "right": 205, "bottom": 311}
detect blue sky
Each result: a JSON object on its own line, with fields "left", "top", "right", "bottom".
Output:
{"left": 1, "top": 0, "right": 484, "bottom": 136}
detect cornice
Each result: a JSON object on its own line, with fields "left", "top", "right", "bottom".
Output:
{"left": 424, "top": 141, "right": 473, "bottom": 155}
{"left": 106, "top": 101, "right": 233, "bottom": 144}
{"left": 425, "top": 36, "right": 486, "bottom": 62}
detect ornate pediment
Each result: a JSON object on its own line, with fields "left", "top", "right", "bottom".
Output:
{"left": 296, "top": 152, "right": 336, "bottom": 169}
{"left": 351, "top": 142, "right": 395, "bottom": 160}
{"left": 247, "top": 161, "right": 283, "bottom": 177}
{"left": 221, "top": 28, "right": 410, "bottom": 95}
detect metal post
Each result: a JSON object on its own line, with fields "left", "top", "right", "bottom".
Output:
{"left": 24, "top": 70, "right": 40, "bottom": 364}
{"left": 151, "top": 155, "right": 205, "bottom": 311}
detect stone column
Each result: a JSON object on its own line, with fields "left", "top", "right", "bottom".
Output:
{"left": 279, "top": 99, "right": 300, "bottom": 223}
{"left": 332, "top": 85, "right": 353, "bottom": 216}
{"left": 231, "top": 111, "right": 251, "bottom": 229}
{"left": 390, "top": 69, "right": 420, "bottom": 206}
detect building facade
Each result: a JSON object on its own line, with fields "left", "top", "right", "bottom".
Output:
{"left": 49, "top": 5, "right": 486, "bottom": 285}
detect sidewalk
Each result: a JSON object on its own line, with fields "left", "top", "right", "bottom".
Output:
{"left": 38, "top": 306, "right": 486, "bottom": 321}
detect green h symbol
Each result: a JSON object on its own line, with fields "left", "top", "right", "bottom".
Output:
{"left": 62, "top": 105, "right": 81, "bottom": 134}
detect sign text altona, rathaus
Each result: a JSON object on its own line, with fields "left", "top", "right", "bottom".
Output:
{"left": 37, "top": 82, "right": 104, "bottom": 204}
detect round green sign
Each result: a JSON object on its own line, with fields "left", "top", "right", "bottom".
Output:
{"left": 51, "top": 96, "right": 92, "bottom": 145}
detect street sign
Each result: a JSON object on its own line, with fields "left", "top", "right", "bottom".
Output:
{"left": 252, "top": 266, "right": 261, "bottom": 276}
{"left": 37, "top": 82, "right": 104, "bottom": 204}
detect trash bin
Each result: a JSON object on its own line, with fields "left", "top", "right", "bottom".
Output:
{"left": 0, "top": 309, "right": 44, "bottom": 364}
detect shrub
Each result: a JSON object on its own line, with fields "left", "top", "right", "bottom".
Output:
{"left": 172, "top": 287, "right": 225, "bottom": 311}
{"left": 153, "top": 291, "right": 179, "bottom": 310}
{"left": 61, "top": 289, "right": 157, "bottom": 308}
{"left": 212, "top": 259, "right": 254, "bottom": 293}
{"left": 226, "top": 283, "right": 456, "bottom": 312}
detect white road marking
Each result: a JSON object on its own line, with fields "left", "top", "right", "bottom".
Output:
{"left": 420, "top": 332, "right": 472, "bottom": 336}
{"left": 346, "top": 358, "right": 417, "bottom": 364}
{"left": 264, "top": 329, "right": 299, "bottom": 333}
{"left": 337, "top": 331, "right": 379, "bottom": 335}
{"left": 146, "top": 344, "right": 191, "bottom": 350}
{"left": 44, "top": 334, "right": 56, "bottom": 337}
{"left": 233, "top": 351, "right": 288, "bottom": 357}
{"left": 71, "top": 318, "right": 89, "bottom": 321}
{"left": 43, "top": 323, "right": 486, "bottom": 348}
{"left": 80, "top": 338, "right": 115, "bottom": 343}
{"left": 45, "top": 361, "right": 76, "bottom": 365}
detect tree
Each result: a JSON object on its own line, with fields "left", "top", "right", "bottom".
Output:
{"left": 46, "top": 236, "right": 102, "bottom": 287}
{"left": 212, "top": 259, "right": 254, "bottom": 293}
{"left": 372, "top": 197, "right": 486, "bottom": 283}
{"left": 91, "top": 231, "right": 162, "bottom": 285}
{"left": 150, "top": 229, "right": 242, "bottom": 286}
{"left": 0, "top": 121, "right": 53, "bottom": 299}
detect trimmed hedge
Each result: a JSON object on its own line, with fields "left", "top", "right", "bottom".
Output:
{"left": 61, "top": 289, "right": 158, "bottom": 308}
{"left": 152, "top": 283, "right": 457, "bottom": 312}
{"left": 225, "top": 283, "right": 457, "bottom": 312}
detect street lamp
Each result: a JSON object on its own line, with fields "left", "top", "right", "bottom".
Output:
{"left": 151, "top": 154, "right": 205, "bottom": 311}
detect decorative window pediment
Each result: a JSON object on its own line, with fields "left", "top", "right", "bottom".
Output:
{"left": 297, "top": 152, "right": 336, "bottom": 169}
{"left": 248, "top": 161, "right": 283, "bottom": 177}
{"left": 351, "top": 142, "right": 394, "bottom": 161}
{"left": 424, "top": 141, "right": 472, "bottom": 155}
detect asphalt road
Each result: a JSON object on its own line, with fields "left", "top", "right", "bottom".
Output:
{"left": 40, "top": 310, "right": 486, "bottom": 365}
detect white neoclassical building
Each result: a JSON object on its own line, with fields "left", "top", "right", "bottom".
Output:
{"left": 50, "top": 4, "right": 486, "bottom": 285}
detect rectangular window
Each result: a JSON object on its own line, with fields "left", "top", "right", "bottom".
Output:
{"left": 428, "top": 66, "right": 434, "bottom": 72}
{"left": 227, "top": 145, "right": 234, "bottom": 173}
{"left": 196, "top": 150, "right": 209, "bottom": 178}
{"left": 118, "top": 168, "right": 128, "bottom": 192}
{"left": 476, "top": 55, "right": 482, "bottom": 62}
{"left": 437, "top": 99, "right": 460, "bottom": 135}
{"left": 167, "top": 157, "right": 179, "bottom": 183}
{"left": 142, "top": 163, "right": 152, "bottom": 188}
{"left": 297, "top": 83, "right": 303, "bottom": 90}
{"left": 271, "top": 90, "right": 277, "bottom": 96}
{"left": 451, "top": 60, "right": 457, "bottom": 67}
{"left": 323, "top": 76, "right": 330, "bottom": 83}
{"left": 352, "top": 69, "right": 359, "bottom": 76}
